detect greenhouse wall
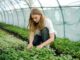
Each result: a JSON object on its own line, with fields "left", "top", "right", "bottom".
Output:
{"left": 0, "top": 7, "right": 80, "bottom": 41}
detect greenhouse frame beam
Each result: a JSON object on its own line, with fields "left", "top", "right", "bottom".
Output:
{"left": 3, "top": 1, "right": 10, "bottom": 24}
{"left": 9, "top": 0, "right": 19, "bottom": 26}
{"left": 24, "top": 0, "right": 31, "bottom": 9}
{"left": 15, "top": 0, "right": 27, "bottom": 27}
{"left": 0, "top": 0, "right": 9, "bottom": 23}
{"left": 57, "top": 0, "right": 66, "bottom": 38}
{"left": 4, "top": 0, "right": 14, "bottom": 24}
{"left": 0, "top": 2, "right": 5, "bottom": 22}
{"left": 37, "top": 0, "right": 45, "bottom": 14}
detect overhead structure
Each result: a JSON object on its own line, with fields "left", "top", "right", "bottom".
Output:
{"left": 0, "top": 0, "right": 80, "bottom": 41}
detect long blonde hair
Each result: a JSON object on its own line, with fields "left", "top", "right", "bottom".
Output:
{"left": 28, "top": 8, "right": 45, "bottom": 32}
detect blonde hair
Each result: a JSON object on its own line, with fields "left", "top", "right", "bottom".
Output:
{"left": 28, "top": 8, "right": 45, "bottom": 32}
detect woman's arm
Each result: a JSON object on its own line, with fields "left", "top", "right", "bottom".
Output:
{"left": 37, "top": 33, "right": 55, "bottom": 48}
{"left": 29, "top": 32, "right": 35, "bottom": 44}
{"left": 27, "top": 32, "right": 34, "bottom": 49}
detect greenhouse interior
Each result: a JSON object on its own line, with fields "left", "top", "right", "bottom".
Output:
{"left": 0, "top": 0, "right": 80, "bottom": 60}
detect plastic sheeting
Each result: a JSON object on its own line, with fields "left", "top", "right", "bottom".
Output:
{"left": 0, "top": 0, "right": 80, "bottom": 41}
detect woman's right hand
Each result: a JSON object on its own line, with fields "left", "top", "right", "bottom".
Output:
{"left": 27, "top": 43, "right": 33, "bottom": 49}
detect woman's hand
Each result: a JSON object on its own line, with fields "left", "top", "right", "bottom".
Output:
{"left": 27, "top": 43, "right": 33, "bottom": 49}
{"left": 37, "top": 45, "right": 43, "bottom": 49}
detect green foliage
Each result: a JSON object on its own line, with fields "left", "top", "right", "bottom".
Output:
{"left": 52, "top": 38, "right": 80, "bottom": 59}
{"left": 18, "top": 47, "right": 56, "bottom": 60}
{"left": 0, "top": 22, "right": 80, "bottom": 60}
{"left": 0, "top": 29, "right": 27, "bottom": 50}
{"left": 0, "top": 22, "right": 29, "bottom": 41}
{"left": 0, "top": 47, "right": 79, "bottom": 60}
{"left": 0, "top": 48, "right": 19, "bottom": 60}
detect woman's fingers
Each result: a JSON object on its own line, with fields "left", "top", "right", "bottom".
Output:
{"left": 36, "top": 45, "right": 43, "bottom": 49}
{"left": 27, "top": 44, "right": 33, "bottom": 49}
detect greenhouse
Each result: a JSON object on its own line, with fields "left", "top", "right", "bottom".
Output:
{"left": 0, "top": 0, "right": 80, "bottom": 60}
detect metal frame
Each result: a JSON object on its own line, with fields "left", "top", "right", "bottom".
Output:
{"left": 9, "top": 0, "right": 19, "bottom": 26}
{"left": 0, "top": 0, "right": 8, "bottom": 23}
{"left": 0, "top": 0, "right": 80, "bottom": 38}
{"left": 4, "top": 0, "right": 14, "bottom": 24}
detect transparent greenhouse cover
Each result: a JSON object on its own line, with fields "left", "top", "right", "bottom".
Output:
{"left": 0, "top": 0, "right": 80, "bottom": 41}
{"left": 0, "top": 0, "right": 80, "bottom": 11}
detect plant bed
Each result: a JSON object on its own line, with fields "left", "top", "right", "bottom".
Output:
{"left": 0, "top": 22, "right": 29, "bottom": 41}
{"left": 51, "top": 38, "right": 80, "bottom": 59}
{"left": 0, "top": 47, "right": 79, "bottom": 60}
{"left": 0, "top": 22, "right": 80, "bottom": 60}
{"left": 0, "top": 29, "right": 27, "bottom": 51}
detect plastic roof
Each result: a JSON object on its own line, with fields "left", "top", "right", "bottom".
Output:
{"left": 0, "top": 0, "right": 80, "bottom": 40}
{"left": 0, "top": 0, "right": 80, "bottom": 11}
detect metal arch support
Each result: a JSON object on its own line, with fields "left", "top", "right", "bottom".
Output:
{"left": 0, "top": 5, "right": 5, "bottom": 22}
{"left": 37, "top": 0, "right": 45, "bottom": 14}
{"left": 57, "top": 0, "right": 66, "bottom": 38}
{"left": 9, "top": 0, "right": 19, "bottom": 26}
{"left": 4, "top": 0, "right": 14, "bottom": 24}
{"left": 3, "top": 0, "right": 10, "bottom": 24}
{"left": 0, "top": 1, "right": 8, "bottom": 23}
{"left": 24, "top": 0, "right": 31, "bottom": 9}
{"left": 6, "top": 1, "right": 15, "bottom": 25}
{"left": 0, "top": 0, "right": 5, "bottom": 21}
{"left": 14, "top": 0, "right": 27, "bottom": 28}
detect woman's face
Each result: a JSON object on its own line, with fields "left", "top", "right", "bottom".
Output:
{"left": 31, "top": 14, "right": 41, "bottom": 23}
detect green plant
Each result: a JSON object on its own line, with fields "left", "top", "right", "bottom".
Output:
{"left": 0, "top": 29, "right": 27, "bottom": 50}
{"left": 1, "top": 47, "right": 79, "bottom": 60}
{"left": 0, "top": 22, "right": 29, "bottom": 41}
{"left": 52, "top": 38, "right": 80, "bottom": 59}
{"left": 0, "top": 22, "right": 80, "bottom": 59}
{"left": 0, "top": 48, "right": 19, "bottom": 60}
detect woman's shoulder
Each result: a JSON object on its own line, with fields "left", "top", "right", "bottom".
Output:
{"left": 44, "top": 17, "right": 52, "bottom": 24}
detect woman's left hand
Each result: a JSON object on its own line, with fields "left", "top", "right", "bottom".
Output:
{"left": 37, "top": 45, "right": 43, "bottom": 49}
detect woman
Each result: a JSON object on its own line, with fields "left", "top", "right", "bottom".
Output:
{"left": 27, "top": 8, "right": 56, "bottom": 49}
